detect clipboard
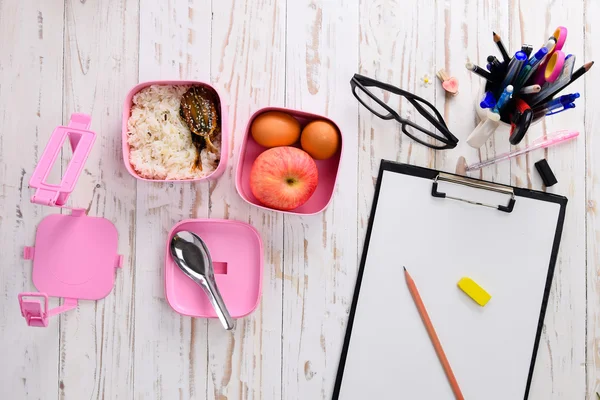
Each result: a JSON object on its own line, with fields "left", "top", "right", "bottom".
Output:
{"left": 333, "top": 160, "right": 567, "bottom": 400}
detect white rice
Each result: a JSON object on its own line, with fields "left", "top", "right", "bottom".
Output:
{"left": 127, "top": 85, "right": 220, "bottom": 180}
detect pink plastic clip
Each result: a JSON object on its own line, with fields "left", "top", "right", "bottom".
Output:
{"left": 18, "top": 293, "right": 78, "bottom": 327}
{"left": 23, "top": 246, "right": 35, "bottom": 260}
{"left": 29, "top": 113, "right": 95, "bottom": 207}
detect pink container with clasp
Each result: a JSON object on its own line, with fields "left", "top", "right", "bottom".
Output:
{"left": 235, "top": 107, "right": 343, "bottom": 215}
{"left": 165, "top": 219, "right": 263, "bottom": 319}
{"left": 121, "top": 80, "right": 228, "bottom": 182}
{"left": 18, "top": 114, "right": 122, "bottom": 327}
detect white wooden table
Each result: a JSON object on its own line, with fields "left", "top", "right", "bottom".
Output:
{"left": 1, "top": 0, "right": 598, "bottom": 399}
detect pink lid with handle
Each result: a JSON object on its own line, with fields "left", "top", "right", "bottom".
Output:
{"left": 18, "top": 114, "right": 122, "bottom": 327}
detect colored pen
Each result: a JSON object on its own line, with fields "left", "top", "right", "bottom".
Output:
{"left": 520, "top": 84, "right": 541, "bottom": 94}
{"left": 546, "top": 102, "right": 576, "bottom": 116}
{"left": 465, "top": 62, "right": 495, "bottom": 81}
{"left": 466, "top": 130, "right": 579, "bottom": 171}
{"left": 501, "top": 51, "right": 528, "bottom": 88}
{"left": 533, "top": 93, "right": 580, "bottom": 112}
{"left": 480, "top": 91, "right": 497, "bottom": 109}
{"left": 487, "top": 55, "right": 501, "bottom": 69}
{"left": 533, "top": 101, "right": 575, "bottom": 119}
{"left": 493, "top": 85, "right": 513, "bottom": 113}
{"left": 528, "top": 47, "right": 550, "bottom": 68}
{"left": 493, "top": 31, "right": 510, "bottom": 62}
{"left": 514, "top": 50, "right": 544, "bottom": 88}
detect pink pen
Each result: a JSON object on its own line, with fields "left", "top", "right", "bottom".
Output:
{"left": 466, "top": 130, "right": 579, "bottom": 171}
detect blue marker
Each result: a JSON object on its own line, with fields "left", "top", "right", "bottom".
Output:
{"left": 547, "top": 102, "right": 576, "bottom": 116}
{"left": 501, "top": 51, "right": 528, "bottom": 88}
{"left": 492, "top": 85, "right": 513, "bottom": 114}
{"left": 480, "top": 91, "right": 497, "bottom": 109}
{"left": 515, "top": 47, "right": 549, "bottom": 89}
{"left": 527, "top": 47, "right": 549, "bottom": 67}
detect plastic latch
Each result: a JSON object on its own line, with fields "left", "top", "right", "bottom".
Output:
{"left": 115, "top": 255, "right": 124, "bottom": 269}
{"left": 23, "top": 246, "right": 35, "bottom": 260}
{"left": 29, "top": 113, "right": 95, "bottom": 207}
{"left": 18, "top": 293, "right": 49, "bottom": 327}
{"left": 17, "top": 293, "right": 78, "bottom": 328}
{"left": 70, "top": 208, "right": 87, "bottom": 217}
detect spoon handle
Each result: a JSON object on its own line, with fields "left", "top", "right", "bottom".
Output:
{"left": 201, "top": 277, "right": 235, "bottom": 330}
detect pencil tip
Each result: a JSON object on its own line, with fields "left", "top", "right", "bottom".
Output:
{"left": 586, "top": 61, "right": 595, "bottom": 70}
{"left": 403, "top": 266, "right": 407, "bottom": 271}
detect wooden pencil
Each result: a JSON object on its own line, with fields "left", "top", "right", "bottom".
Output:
{"left": 493, "top": 31, "right": 510, "bottom": 62}
{"left": 403, "top": 267, "right": 465, "bottom": 400}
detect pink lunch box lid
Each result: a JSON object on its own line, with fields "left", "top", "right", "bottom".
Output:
{"left": 18, "top": 114, "right": 122, "bottom": 328}
{"left": 165, "top": 219, "right": 263, "bottom": 319}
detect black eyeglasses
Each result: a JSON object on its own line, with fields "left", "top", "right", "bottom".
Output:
{"left": 351, "top": 74, "right": 459, "bottom": 150}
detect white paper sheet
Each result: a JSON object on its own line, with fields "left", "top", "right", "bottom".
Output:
{"left": 336, "top": 168, "right": 563, "bottom": 400}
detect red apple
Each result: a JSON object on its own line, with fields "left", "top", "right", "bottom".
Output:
{"left": 250, "top": 146, "right": 319, "bottom": 211}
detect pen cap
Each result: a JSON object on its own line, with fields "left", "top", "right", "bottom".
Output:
{"left": 533, "top": 47, "right": 549, "bottom": 61}
{"left": 514, "top": 51, "right": 528, "bottom": 62}
{"left": 534, "top": 159, "right": 558, "bottom": 187}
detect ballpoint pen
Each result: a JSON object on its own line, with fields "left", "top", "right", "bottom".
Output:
{"left": 533, "top": 102, "right": 575, "bottom": 119}
{"left": 500, "top": 51, "right": 528, "bottom": 89}
{"left": 533, "top": 93, "right": 580, "bottom": 112}
{"left": 480, "top": 91, "right": 497, "bottom": 109}
{"left": 546, "top": 102, "right": 576, "bottom": 116}
{"left": 492, "top": 85, "right": 513, "bottom": 114}
{"left": 514, "top": 47, "right": 549, "bottom": 89}
{"left": 466, "top": 130, "right": 579, "bottom": 171}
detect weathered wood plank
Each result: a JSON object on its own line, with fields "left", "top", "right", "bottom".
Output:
{"left": 133, "top": 1, "right": 211, "bottom": 399}
{"left": 0, "top": 1, "right": 64, "bottom": 399}
{"left": 585, "top": 0, "right": 600, "bottom": 397}
{"left": 509, "top": 2, "right": 587, "bottom": 399}
{"left": 282, "top": 1, "right": 358, "bottom": 399}
{"left": 435, "top": 0, "right": 511, "bottom": 183}
{"left": 58, "top": 0, "right": 139, "bottom": 398}
{"left": 206, "top": 0, "right": 285, "bottom": 398}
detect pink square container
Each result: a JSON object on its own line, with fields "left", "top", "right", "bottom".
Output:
{"left": 235, "top": 107, "right": 343, "bottom": 215}
{"left": 164, "top": 219, "right": 263, "bottom": 319}
{"left": 121, "top": 80, "right": 228, "bottom": 182}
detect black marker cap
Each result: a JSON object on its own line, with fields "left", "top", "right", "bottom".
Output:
{"left": 535, "top": 159, "right": 558, "bottom": 187}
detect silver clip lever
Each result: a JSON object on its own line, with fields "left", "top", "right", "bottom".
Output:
{"left": 432, "top": 173, "right": 516, "bottom": 213}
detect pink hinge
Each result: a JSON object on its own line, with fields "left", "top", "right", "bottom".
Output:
{"left": 23, "top": 246, "right": 34, "bottom": 260}
{"left": 18, "top": 293, "right": 78, "bottom": 328}
{"left": 29, "top": 113, "right": 95, "bottom": 207}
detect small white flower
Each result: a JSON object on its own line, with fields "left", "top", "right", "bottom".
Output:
{"left": 421, "top": 74, "right": 433, "bottom": 87}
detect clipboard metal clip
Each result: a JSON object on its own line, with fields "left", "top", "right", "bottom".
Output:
{"left": 432, "top": 173, "right": 516, "bottom": 213}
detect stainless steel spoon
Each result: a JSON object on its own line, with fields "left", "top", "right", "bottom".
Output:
{"left": 170, "top": 231, "right": 234, "bottom": 330}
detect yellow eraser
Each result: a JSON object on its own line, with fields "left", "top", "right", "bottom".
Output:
{"left": 457, "top": 277, "right": 491, "bottom": 306}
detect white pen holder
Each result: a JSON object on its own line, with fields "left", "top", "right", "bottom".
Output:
{"left": 466, "top": 86, "right": 544, "bottom": 149}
